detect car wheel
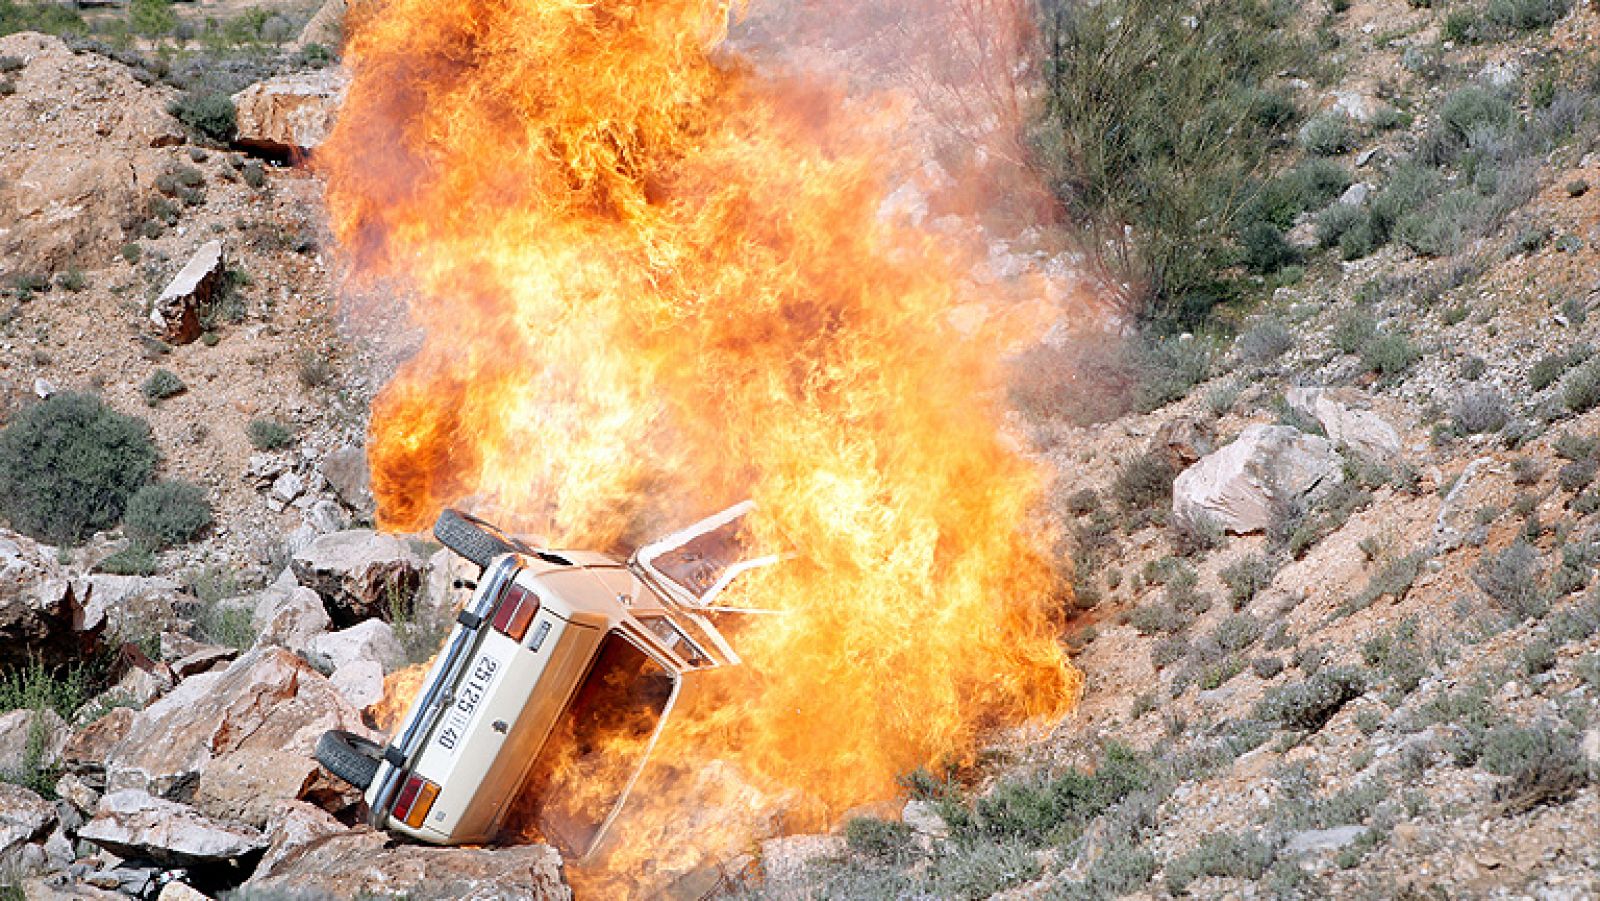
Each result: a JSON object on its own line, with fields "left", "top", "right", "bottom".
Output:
{"left": 315, "top": 729, "right": 383, "bottom": 791}
{"left": 433, "top": 507, "right": 523, "bottom": 569}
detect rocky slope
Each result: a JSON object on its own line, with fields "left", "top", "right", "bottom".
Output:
{"left": 1, "top": 0, "right": 1600, "bottom": 898}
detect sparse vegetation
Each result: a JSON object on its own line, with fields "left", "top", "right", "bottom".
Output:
{"left": 123, "top": 480, "right": 212, "bottom": 550}
{"left": 246, "top": 417, "right": 294, "bottom": 451}
{"left": 140, "top": 368, "right": 186, "bottom": 406}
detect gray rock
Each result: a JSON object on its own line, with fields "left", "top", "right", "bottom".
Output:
{"left": 103, "top": 647, "right": 372, "bottom": 811}
{"left": 1338, "top": 182, "right": 1370, "bottom": 207}
{"left": 307, "top": 618, "right": 404, "bottom": 674}
{"left": 305, "top": 499, "right": 346, "bottom": 535}
{"left": 0, "top": 783, "right": 55, "bottom": 865}
{"left": 1172, "top": 424, "right": 1344, "bottom": 534}
{"left": 0, "top": 708, "right": 69, "bottom": 776}
{"left": 901, "top": 798, "right": 949, "bottom": 838}
{"left": 250, "top": 800, "right": 346, "bottom": 881}
{"left": 271, "top": 471, "right": 305, "bottom": 506}
{"left": 77, "top": 574, "right": 183, "bottom": 641}
{"left": 244, "top": 829, "right": 572, "bottom": 899}
{"left": 149, "top": 241, "right": 224, "bottom": 346}
{"left": 320, "top": 446, "right": 374, "bottom": 518}
{"left": 1355, "top": 147, "right": 1378, "bottom": 167}
{"left": 329, "top": 658, "right": 385, "bottom": 709}
{"left": 253, "top": 585, "right": 330, "bottom": 655}
{"left": 1285, "top": 825, "right": 1367, "bottom": 854}
{"left": 290, "top": 530, "right": 422, "bottom": 626}
{"left": 55, "top": 773, "right": 100, "bottom": 816}
{"left": 1284, "top": 386, "right": 1402, "bottom": 460}
{"left": 760, "top": 834, "right": 846, "bottom": 886}
{"left": 79, "top": 790, "right": 266, "bottom": 867}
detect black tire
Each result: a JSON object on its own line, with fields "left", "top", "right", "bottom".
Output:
{"left": 434, "top": 508, "right": 520, "bottom": 569}
{"left": 316, "top": 729, "right": 383, "bottom": 791}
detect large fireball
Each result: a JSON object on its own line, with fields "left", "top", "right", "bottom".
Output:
{"left": 321, "top": 0, "right": 1081, "bottom": 887}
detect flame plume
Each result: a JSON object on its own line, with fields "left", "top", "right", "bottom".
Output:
{"left": 322, "top": 0, "right": 1082, "bottom": 888}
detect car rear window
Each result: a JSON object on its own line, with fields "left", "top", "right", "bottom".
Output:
{"left": 510, "top": 630, "right": 675, "bottom": 857}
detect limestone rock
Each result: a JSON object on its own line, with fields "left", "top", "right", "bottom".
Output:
{"left": 0, "top": 708, "right": 69, "bottom": 777}
{"left": 244, "top": 830, "right": 572, "bottom": 899}
{"left": 78, "top": 790, "right": 266, "bottom": 867}
{"left": 192, "top": 749, "right": 333, "bottom": 829}
{"left": 62, "top": 708, "right": 135, "bottom": 783}
{"left": 231, "top": 68, "right": 349, "bottom": 156}
{"left": 328, "top": 658, "right": 385, "bottom": 709}
{"left": 1153, "top": 415, "right": 1216, "bottom": 471}
{"left": 1172, "top": 424, "right": 1344, "bottom": 534}
{"left": 103, "top": 647, "right": 373, "bottom": 807}
{"left": 0, "top": 33, "right": 182, "bottom": 277}
{"left": 250, "top": 800, "right": 346, "bottom": 881}
{"left": 0, "top": 530, "right": 100, "bottom": 671}
{"left": 1285, "top": 386, "right": 1403, "bottom": 461}
{"left": 0, "top": 783, "right": 55, "bottom": 865}
{"left": 305, "top": 618, "right": 404, "bottom": 674}
{"left": 295, "top": 0, "right": 348, "bottom": 49}
{"left": 290, "top": 531, "right": 422, "bottom": 626}
{"left": 319, "top": 445, "right": 374, "bottom": 518}
{"left": 77, "top": 574, "right": 183, "bottom": 641}
{"left": 253, "top": 586, "right": 331, "bottom": 655}
{"left": 149, "top": 241, "right": 224, "bottom": 346}
{"left": 1285, "top": 825, "right": 1369, "bottom": 854}
{"left": 760, "top": 834, "right": 846, "bottom": 885}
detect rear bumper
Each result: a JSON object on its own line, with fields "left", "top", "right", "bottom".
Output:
{"left": 366, "top": 554, "right": 521, "bottom": 832}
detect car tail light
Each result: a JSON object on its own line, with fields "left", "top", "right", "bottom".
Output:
{"left": 392, "top": 774, "right": 441, "bottom": 829}
{"left": 492, "top": 582, "right": 540, "bottom": 642}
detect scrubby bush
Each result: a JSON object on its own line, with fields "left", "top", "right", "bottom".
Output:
{"left": 1134, "top": 335, "right": 1213, "bottom": 412}
{"left": 1166, "top": 832, "right": 1276, "bottom": 895}
{"left": 1299, "top": 112, "right": 1360, "bottom": 156}
{"left": 1480, "top": 722, "right": 1587, "bottom": 814}
{"left": 0, "top": 394, "right": 156, "bottom": 544}
{"left": 844, "top": 817, "right": 914, "bottom": 861}
{"left": 1316, "top": 202, "right": 1365, "bottom": 248}
{"left": 1563, "top": 359, "right": 1600, "bottom": 414}
{"left": 99, "top": 543, "right": 157, "bottom": 576}
{"left": 1112, "top": 450, "right": 1177, "bottom": 514}
{"left": 1034, "top": 0, "right": 1313, "bottom": 328}
{"left": 140, "top": 368, "right": 186, "bottom": 406}
{"left": 1239, "top": 222, "right": 1300, "bottom": 274}
{"left": 1474, "top": 540, "right": 1547, "bottom": 619}
{"left": 1530, "top": 352, "right": 1578, "bottom": 391}
{"left": 1360, "top": 331, "right": 1420, "bottom": 378}
{"left": 1330, "top": 310, "right": 1376, "bottom": 354}
{"left": 123, "top": 481, "right": 212, "bottom": 550}
{"left": 1451, "top": 387, "right": 1510, "bottom": 434}
{"left": 1254, "top": 667, "right": 1366, "bottom": 732}
{"left": 1483, "top": 0, "right": 1571, "bottom": 32}
{"left": 246, "top": 417, "right": 294, "bottom": 450}
{"left": 1212, "top": 613, "right": 1263, "bottom": 654}
{"left": 168, "top": 89, "right": 236, "bottom": 143}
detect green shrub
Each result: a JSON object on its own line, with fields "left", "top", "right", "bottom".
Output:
{"left": 1369, "top": 164, "right": 1441, "bottom": 245}
{"left": 1531, "top": 352, "right": 1577, "bottom": 391}
{"left": 1240, "top": 160, "right": 1352, "bottom": 229}
{"left": 0, "top": 393, "right": 157, "bottom": 544}
{"left": 1134, "top": 335, "right": 1213, "bottom": 412}
{"left": 1451, "top": 387, "right": 1509, "bottom": 434}
{"left": 1473, "top": 540, "right": 1546, "bottom": 619}
{"left": 123, "top": 481, "right": 212, "bottom": 550}
{"left": 1034, "top": 0, "right": 1312, "bottom": 327}
{"left": 1483, "top": 0, "right": 1571, "bottom": 32}
{"left": 99, "top": 543, "right": 157, "bottom": 576}
{"left": 0, "top": 1, "right": 86, "bottom": 37}
{"left": 128, "top": 0, "right": 175, "bottom": 36}
{"left": 1395, "top": 191, "right": 1483, "bottom": 257}
{"left": 1254, "top": 666, "right": 1366, "bottom": 732}
{"left": 1239, "top": 222, "right": 1299, "bottom": 274}
{"left": 246, "top": 417, "right": 294, "bottom": 450}
{"left": 1112, "top": 450, "right": 1177, "bottom": 513}
{"left": 1360, "top": 331, "right": 1419, "bottom": 378}
{"left": 1235, "top": 319, "right": 1294, "bottom": 367}
{"left": 1220, "top": 552, "right": 1275, "bottom": 608}
{"left": 1330, "top": 309, "right": 1375, "bottom": 355}
{"left": 1563, "top": 358, "right": 1600, "bottom": 414}
{"left": 140, "top": 368, "right": 186, "bottom": 406}
{"left": 1479, "top": 722, "right": 1587, "bottom": 814}
{"left": 168, "top": 90, "right": 236, "bottom": 143}
{"left": 1166, "top": 832, "right": 1275, "bottom": 895}
{"left": 1441, "top": 86, "right": 1516, "bottom": 142}
{"left": 1316, "top": 202, "right": 1364, "bottom": 248}
{"left": 844, "top": 817, "right": 914, "bottom": 861}
{"left": 1300, "top": 111, "right": 1360, "bottom": 156}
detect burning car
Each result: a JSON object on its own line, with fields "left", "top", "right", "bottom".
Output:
{"left": 315, "top": 502, "right": 775, "bottom": 862}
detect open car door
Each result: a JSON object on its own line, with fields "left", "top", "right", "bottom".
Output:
{"left": 631, "top": 501, "right": 780, "bottom": 610}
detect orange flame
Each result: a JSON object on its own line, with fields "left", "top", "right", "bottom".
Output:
{"left": 322, "top": 0, "right": 1081, "bottom": 889}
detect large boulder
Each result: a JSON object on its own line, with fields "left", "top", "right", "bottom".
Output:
{"left": 103, "top": 647, "right": 373, "bottom": 816}
{"left": 290, "top": 530, "right": 423, "bottom": 626}
{"left": 231, "top": 68, "right": 349, "bottom": 156}
{"left": 61, "top": 708, "right": 136, "bottom": 786}
{"left": 0, "top": 783, "right": 55, "bottom": 868}
{"left": 78, "top": 790, "right": 266, "bottom": 868}
{"left": 1284, "top": 386, "right": 1403, "bottom": 461}
{"left": 305, "top": 618, "right": 404, "bottom": 674}
{"left": 0, "top": 708, "right": 69, "bottom": 777}
{"left": 0, "top": 529, "right": 99, "bottom": 670}
{"left": 244, "top": 830, "right": 572, "bottom": 900}
{"left": 148, "top": 241, "right": 224, "bottom": 346}
{"left": 0, "top": 33, "right": 184, "bottom": 277}
{"left": 319, "top": 445, "right": 375, "bottom": 519}
{"left": 1172, "top": 424, "right": 1344, "bottom": 534}
{"left": 77, "top": 574, "right": 184, "bottom": 641}
{"left": 252, "top": 585, "right": 332, "bottom": 654}
{"left": 251, "top": 800, "right": 345, "bottom": 881}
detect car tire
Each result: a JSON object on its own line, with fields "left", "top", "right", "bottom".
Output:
{"left": 316, "top": 729, "right": 383, "bottom": 791}
{"left": 433, "top": 508, "right": 520, "bottom": 569}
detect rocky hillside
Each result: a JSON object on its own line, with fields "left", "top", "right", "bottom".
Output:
{"left": 0, "top": 0, "right": 1599, "bottom": 898}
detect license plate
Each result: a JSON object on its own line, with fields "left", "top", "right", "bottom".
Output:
{"left": 434, "top": 651, "right": 502, "bottom": 756}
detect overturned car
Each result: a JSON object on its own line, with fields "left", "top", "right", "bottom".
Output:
{"left": 315, "top": 502, "right": 774, "bottom": 861}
